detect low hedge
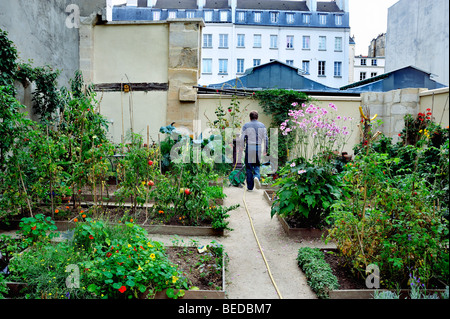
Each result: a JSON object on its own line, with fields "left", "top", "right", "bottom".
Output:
{"left": 296, "top": 247, "right": 339, "bottom": 299}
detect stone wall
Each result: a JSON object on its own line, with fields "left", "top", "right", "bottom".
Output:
{"left": 167, "top": 20, "right": 204, "bottom": 131}
{"left": 362, "top": 88, "right": 427, "bottom": 143}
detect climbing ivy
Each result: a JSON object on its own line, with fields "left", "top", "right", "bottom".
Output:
{"left": 254, "top": 89, "right": 311, "bottom": 165}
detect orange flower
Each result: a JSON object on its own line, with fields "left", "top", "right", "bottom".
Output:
{"left": 55, "top": 209, "right": 59, "bottom": 214}
{"left": 65, "top": 206, "right": 70, "bottom": 209}
{"left": 73, "top": 218, "right": 78, "bottom": 222}
{"left": 31, "top": 225, "right": 36, "bottom": 230}
{"left": 130, "top": 218, "right": 133, "bottom": 222}
{"left": 158, "top": 210, "right": 164, "bottom": 214}
{"left": 118, "top": 286, "right": 126, "bottom": 293}
{"left": 82, "top": 214, "right": 86, "bottom": 218}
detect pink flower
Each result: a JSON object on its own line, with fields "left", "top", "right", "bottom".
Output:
{"left": 298, "top": 170, "right": 306, "bottom": 175}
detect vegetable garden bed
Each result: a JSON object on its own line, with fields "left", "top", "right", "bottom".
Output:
{"left": 297, "top": 247, "right": 448, "bottom": 299}
{"left": 264, "top": 190, "right": 328, "bottom": 239}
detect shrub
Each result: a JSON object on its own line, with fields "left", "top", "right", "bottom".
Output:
{"left": 297, "top": 247, "right": 339, "bottom": 299}
{"left": 271, "top": 160, "right": 342, "bottom": 228}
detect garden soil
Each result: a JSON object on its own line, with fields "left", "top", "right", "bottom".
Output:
{"left": 149, "top": 186, "right": 336, "bottom": 299}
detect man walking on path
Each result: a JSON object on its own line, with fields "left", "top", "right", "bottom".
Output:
{"left": 239, "top": 110, "right": 268, "bottom": 191}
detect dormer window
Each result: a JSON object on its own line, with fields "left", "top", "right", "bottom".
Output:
{"left": 204, "top": 11, "right": 213, "bottom": 22}
{"left": 335, "top": 14, "right": 343, "bottom": 25}
{"left": 220, "top": 11, "right": 228, "bottom": 22}
{"left": 270, "top": 12, "right": 279, "bottom": 23}
{"left": 237, "top": 11, "right": 245, "bottom": 22}
{"left": 302, "top": 13, "right": 311, "bottom": 24}
{"left": 254, "top": 12, "right": 261, "bottom": 23}
{"left": 319, "top": 14, "right": 327, "bottom": 25}
{"left": 168, "top": 11, "right": 176, "bottom": 19}
{"left": 286, "top": 13, "right": 295, "bottom": 24}
{"left": 152, "top": 11, "right": 161, "bottom": 21}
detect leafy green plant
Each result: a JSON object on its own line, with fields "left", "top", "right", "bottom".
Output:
{"left": 296, "top": 247, "right": 339, "bottom": 299}
{"left": 17, "top": 214, "right": 58, "bottom": 246}
{"left": 72, "top": 218, "right": 188, "bottom": 299}
{"left": 271, "top": 160, "right": 342, "bottom": 228}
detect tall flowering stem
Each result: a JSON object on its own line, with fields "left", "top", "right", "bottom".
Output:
{"left": 280, "top": 102, "right": 354, "bottom": 166}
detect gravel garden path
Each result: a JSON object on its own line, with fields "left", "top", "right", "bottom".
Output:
{"left": 149, "top": 185, "right": 336, "bottom": 299}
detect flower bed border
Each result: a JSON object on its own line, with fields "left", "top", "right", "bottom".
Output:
{"left": 4, "top": 247, "right": 226, "bottom": 299}
{"left": 322, "top": 248, "right": 447, "bottom": 299}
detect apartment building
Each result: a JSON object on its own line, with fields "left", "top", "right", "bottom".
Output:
{"left": 353, "top": 55, "right": 385, "bottom": 83}
{"left": 109, "top": 0, "right": 351, "bottom": 88}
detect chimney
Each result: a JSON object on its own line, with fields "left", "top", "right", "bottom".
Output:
{"left": 307, "top": 0, "right": 317, "bottom": 11}
{"left": 197, "top": 0, "right": 206, "bottom": 10}
{"left": 335, "top": 0, "right": 349, "bottom": 12}
{"left": 229, "top": 0, "right": 237, "bottom": 22}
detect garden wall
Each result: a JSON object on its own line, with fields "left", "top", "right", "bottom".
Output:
{"left": 362, "top": 87, "right": 449, "bottom": 144}
{"left": 85, "top": 19, "right": 204, "bottom": 144}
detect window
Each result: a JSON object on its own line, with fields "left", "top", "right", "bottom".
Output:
{"left": 202, "top": 58, "right": 212, "bottom": 74}
{"left": 237, "top": 34, "right": 245, "bottom": 48}
{"left": 335, "top": 14, "right": 343, "bottom": 25}
{"left": 372, "top": 59, "right": 377, "bottom": 66}
{"left": 253, "top": 59, "right": 261, "bottom": 67}
{"left": 237, "top": 11, "right": 245, "bottom": 22}
{"left": 203, "top": 34, "right": 212, "bottom": 48}
{"left": 302, "top": 36, "right": 310, "bottom": 49}
{"left": 360, "top": 72, "right": 366, "bottom": 80}
{"left": 237, "top": 59, "right": 245, "bottom": 73}
{"left": 270, "top": 35, "right": 278, "bottom": 49}
{"left": 220, "top": 11, "right": 228, "bottom": 22}
{"left": 204, "top": 11, "right": 213, "bottom": 22}
{"left": 270, "top": 12, "right": 279, "bottom": 23}
{"left": 335, "top": 37, "right": 342, "bottom": 51}
{"left": 219, "top": 34, "right": 228, "bottom": 48}
{"left": 334, "top": 61, "right": 342, "bottom": 77}
{"left": 360, "top": 58, "right": 366, "bottom": 66}
{"left": 319, "top": 36, "right": 326, "bottom": 50}
{"left": 254, "top": 12, "right": 261, "bottom": 23}
{"left": 168, "top": 11, "right": 176, "bottom": 19}
{"left": 302, "top": 14, "right": 310, "bottom": 24}
{"left": 286, "top": 13, "right": 294, "bottom": 24}
{"left": 286, "top": 60, "right": 294, "bottom": 66}
{"left": 286, "top": 35, "right": 294, "bottom": 49}
{"left": 302, "top": 60, "right": 310, "bottom": 74}
{"left": 186, "top": 11, "right": 195, "bottom": 18}
{"left": 253, "top": 34, "right": 262, "bottom": 48}
{"left": 371, "top": 72, "right": 377, "bottom": 78}
{"left": 318, "top": 61, "right": 326, "bottom": 76}
{"left": 152, "top": 11, "right": 160, "bottom": 20}
{"left": 219, "top": 59, "right": 228, "bottom": 74}
{"left": 319, "top": 14, "right": 327, "bottom": 25}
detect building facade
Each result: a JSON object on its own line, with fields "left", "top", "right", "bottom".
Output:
{"left": 109, "top": 0, "right": 351, "bottom": 88}
{"left": 353, "top": 55, "right": 385, "bottom": 83}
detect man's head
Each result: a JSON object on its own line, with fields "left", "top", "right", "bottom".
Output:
{"left": 249, "top": 110, "right": 259, "bottom": 120}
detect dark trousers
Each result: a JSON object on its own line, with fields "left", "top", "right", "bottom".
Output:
{"left": 245, "top": 144, "right": 261, "bottom": 190}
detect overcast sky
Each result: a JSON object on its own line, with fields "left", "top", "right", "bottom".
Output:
{"left": 349, "top": 0, "right": 399, "bottom": 56}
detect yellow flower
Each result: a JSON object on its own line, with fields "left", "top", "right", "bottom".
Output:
{"left": 172, "top": 276, "right": 178, "bottom": 283}
{"left": 137, "top": 265, "right": 143, "bottom": 271}
{"left": 147, "top": 242, "right": 153, "bottom": 248}
{"left": 150, "top": 253, "right": 156, "bottom": 260}
{"left": 128, "top": 244, "right": 132, "bottom": 248}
